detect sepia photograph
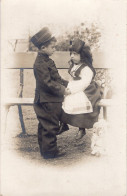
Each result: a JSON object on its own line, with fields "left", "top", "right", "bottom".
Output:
{"left": 1, "top": 0, "right": 126, "bottom": 195}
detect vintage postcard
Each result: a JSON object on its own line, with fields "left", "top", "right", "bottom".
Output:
{"left": 1, "top": 0, "right": 126, "bottom": 195}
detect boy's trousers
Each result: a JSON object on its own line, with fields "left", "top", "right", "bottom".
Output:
{"left": 34, "top": 102, "right": 62, "bottom": 156}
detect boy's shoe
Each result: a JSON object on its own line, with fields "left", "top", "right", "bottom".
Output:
{"left": 42, "top": 149, "right": 66, "bottom": 159}
{"left": 56, "top": 123, "right": 69, "bottom": 135}
{"left": 76, "top": 128, "right": 86, "bottom": 140}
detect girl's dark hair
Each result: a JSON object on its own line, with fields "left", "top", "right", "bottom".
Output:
{"left": 80, "top": 45, "right": 92, "bottom": 64}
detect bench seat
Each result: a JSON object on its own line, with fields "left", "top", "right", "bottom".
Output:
{"left": 4, "top": 98, "right": 112, "bottom": 107}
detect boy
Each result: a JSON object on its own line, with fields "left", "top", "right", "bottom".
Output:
{"left": 31, "top": 27, "right": 69, "bottom": 159}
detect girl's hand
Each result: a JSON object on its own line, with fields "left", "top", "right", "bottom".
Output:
{"left": 65, "top": 88, "right": 71, "bottom": 95}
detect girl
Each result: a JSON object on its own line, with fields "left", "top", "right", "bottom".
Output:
{"left": 61, "top": 38, "right": 103, "bottom": 140}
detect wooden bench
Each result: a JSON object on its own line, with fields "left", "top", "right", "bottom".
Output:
{"left": 3, "top": 52, "right": 112, "bottom": 134}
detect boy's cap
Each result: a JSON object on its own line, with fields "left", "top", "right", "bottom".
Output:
{"left": 31, "top": 27, "right": 55, "bottom": 48}
{"left": 70, "top": 38, "right": 85, "bottom": 53}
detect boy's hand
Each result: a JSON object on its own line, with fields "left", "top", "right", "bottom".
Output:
{"left": 65, "top": 88, "right": 71, "bottom": 95}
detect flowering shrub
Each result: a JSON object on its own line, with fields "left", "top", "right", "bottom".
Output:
{"left": 55, "top": 23, "right": 101, "bottom": 51}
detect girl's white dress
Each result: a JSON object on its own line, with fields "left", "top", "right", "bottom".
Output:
{"left": 62, "top": 64, "right": 93, "bottom": 114}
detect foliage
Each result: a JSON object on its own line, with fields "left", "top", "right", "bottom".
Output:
{"left": 55, "top": 23, "right": 101, "bottom": 51}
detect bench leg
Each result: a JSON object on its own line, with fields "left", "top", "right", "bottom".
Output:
{"left": 103, "top": 107, "right": 107, "bottom": 120}
{"left": 18, "top": 105, "right": 27, "bottom": 136}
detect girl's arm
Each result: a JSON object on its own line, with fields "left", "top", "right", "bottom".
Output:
{"left": 67, "top": 66, "right": 93, "bottom": 94}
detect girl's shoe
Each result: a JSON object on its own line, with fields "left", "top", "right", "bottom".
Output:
{"left": 57, "top": 123, "right": 69, "bottom": 135}
{"left": 76, "top": 128, "right": 86, "bottom": 140}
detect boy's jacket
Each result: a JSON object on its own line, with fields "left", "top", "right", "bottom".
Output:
{"left": 33, "top": 52, "right": 68, "bottom": 103}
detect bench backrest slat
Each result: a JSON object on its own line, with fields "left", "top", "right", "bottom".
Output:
{"left": 5, "top": 51, "right": 111, "bottom": 69}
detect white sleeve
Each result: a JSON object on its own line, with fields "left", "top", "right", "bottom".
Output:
{"left": 67, "top": 66, "right": 93, "bottom": 94}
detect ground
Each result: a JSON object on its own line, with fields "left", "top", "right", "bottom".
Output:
{"left": 14, "top": 126, "right": 93, "bottom": 167}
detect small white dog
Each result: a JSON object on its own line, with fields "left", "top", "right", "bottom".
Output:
{"left": 91, "top": 119, "right": 108, "bottom": 156}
